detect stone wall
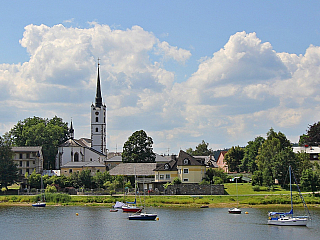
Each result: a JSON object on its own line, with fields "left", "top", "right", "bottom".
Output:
{"left": 162, "top": 183, "right": 224, "bottom": 195}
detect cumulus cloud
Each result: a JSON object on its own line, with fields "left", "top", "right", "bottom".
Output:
{"left": 2, "top": 25, "right": 320, "bottom": 153}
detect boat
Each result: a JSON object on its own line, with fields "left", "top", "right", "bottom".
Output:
{"left": 128, "top": 212, "right": 158, "bottom": 220}
{"left": 32, "top": 175, "right": 46, "bottom": 207}
{"left": 113, "top": 201, "right": 126, "bottom": 209}
{"left": 109, "top": 209, "right": 118, "bottom": 212}
{"left": 122, "top": 173, "right": 142, "bottom": 213}
{"left": 128, "top": 177, "right": 158, "bottom": 221}
{"left": 228, "top": 177, "right": 241, "bottom": 214}
{"left": 267, "top": 166, "right": 310, "bottom": 226}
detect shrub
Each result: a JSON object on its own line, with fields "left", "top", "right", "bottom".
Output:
{"left": 172, "top": 177, "right": 181, "bottom": 184}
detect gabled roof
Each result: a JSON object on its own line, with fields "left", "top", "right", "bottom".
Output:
{"left": 154, "top": 159, "right": 177, "bottom": 171}
{"left": 108, "top": 163, "right": 157, "bottom": 176}
{"left": 176, "top": 150, "right": 205, "bottom": 166}
{"left": 59, "top": 138, "right": 106, "bottom": 157}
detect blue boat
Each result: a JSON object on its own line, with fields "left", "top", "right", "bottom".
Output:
{"left": 128, "top": 212, "right": 158, "bottom": 221}
{"left": 32, "top": 202, "right": 46, "bottom": 207}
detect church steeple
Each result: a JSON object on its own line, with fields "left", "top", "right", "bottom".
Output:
{"left": 95, "top": 59, "right": 103, "bottom": 108}
{"left": 69, "top": 119, "right": 74, "bottom": 139}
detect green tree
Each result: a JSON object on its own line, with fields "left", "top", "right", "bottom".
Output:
{"left": 300, "top": 121, "right": 320, "bottom": 146}
{"left": 256, "top": 128, "right": 296, "bottom": 186}
{"left": 27, "top": 170, "right": 41, "bottom": 189}
{"left": 93, "top": 171, "right": 113, "bottom": 189}
{"left": 224, "top": 146, "right": 244, "bottom": 172}
{"left": 7, "top": 116, "right": 69, "bottom": 169}
{"left": 186, "top": 140, "right": 213, "bottom": 156}
{"left": 240, "top": 136, "right": 264, "bottom": 173}
{"left": 300, "top": 168, "right": 320, "bottom": 193}
{"left": 205, "top": 168, "right": 228, "bottom": 183}
{"left": 79, "top": 170, "right": 93, "bottom": 189}
{"left": 0, "top": 137, "right": 19, "bottom": 190}
{"left": 122, "top": 130, "right": 156, "bottom": 163}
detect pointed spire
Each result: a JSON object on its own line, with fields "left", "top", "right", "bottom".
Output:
{"left": 95, "top": 58, "right": 103, "bottom": 108}
{"left": 69, "top": 118, "right": 74, "bottom": 139}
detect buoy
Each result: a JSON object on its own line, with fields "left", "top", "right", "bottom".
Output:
{"left": 156, "top": 217, "right": 159, "bottom": 221}
{"left": 245, "top": 212, "right": 248, "bottom": 214}
{"left": 76, "top": 213, "right": 79, "bottom": 216}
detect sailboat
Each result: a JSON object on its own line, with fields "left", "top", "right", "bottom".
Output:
{"left": 32, "top": 175, "right": 46, "bottom": 207}
{"left": 228, "top": 177, "right": 241, "bottom": 214}
{"left": 267, "top": 166, "right": 310, "bottom": 226}
{"left": 128, "top": 177, "right": 158, "bottom": 221}
{"left": 122, "top": 174, "right": 142, "bottom": 213}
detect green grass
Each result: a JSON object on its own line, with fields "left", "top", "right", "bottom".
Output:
{"left": 224, "top": 183, "right": 292, "bottom": 195}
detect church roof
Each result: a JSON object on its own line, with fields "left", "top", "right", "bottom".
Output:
{"left": 61, "top": 161, "right": 105, "bottom": 168}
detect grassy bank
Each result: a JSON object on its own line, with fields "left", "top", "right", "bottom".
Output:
{"left": 1, "top": 183, "right": 319, "bottom": 208}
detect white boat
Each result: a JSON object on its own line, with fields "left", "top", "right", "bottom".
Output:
{"left": 267, "top": 166, "right": 310, "bottom": 226}
{"left": 228, "top": 177, "right": 241, "bottom": 214}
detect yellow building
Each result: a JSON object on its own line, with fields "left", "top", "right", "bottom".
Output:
{"left": 60, "top": 161, "right": 106, "bottom": 177}
{"left": 154, "top": 150, "right": 206, "bottom": 183}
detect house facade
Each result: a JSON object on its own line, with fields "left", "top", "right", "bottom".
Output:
{"left": 154, "top": 150, "right": 206, "bottom": 183}
{"left": 11, "top": 146, "right": 44, "bottom": 176}
{"left": 216, "top": 150, "right": 228, "bottom": 173}
{"left": 60, "top": 161, "right": 106, "bottom": 177}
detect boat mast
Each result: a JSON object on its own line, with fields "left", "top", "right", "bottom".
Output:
{"left": 289, "top": 166, "right": 293, "bottom": 215}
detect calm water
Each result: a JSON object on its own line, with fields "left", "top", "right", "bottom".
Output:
{"left": 1, "top": 206, "right": 320, "bottom": 240}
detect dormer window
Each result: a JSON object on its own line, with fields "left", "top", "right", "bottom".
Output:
{"left": 164, "top": 164, "right": 169, "bottom": 170}
{"left": 183, "top": 158, "right": 189, "bottom": 164}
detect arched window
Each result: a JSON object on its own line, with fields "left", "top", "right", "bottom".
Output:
{"left": 74, "top": 152, "right": 79, "bottom": 162}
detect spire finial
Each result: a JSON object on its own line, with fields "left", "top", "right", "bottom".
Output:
{"left": 98, "top": 57, "right": 100, "bottom": 66}
{"left": 95, "top": 59, "right": 103, "bottom": 108}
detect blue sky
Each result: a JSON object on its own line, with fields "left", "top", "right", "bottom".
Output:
{"left": 1, "top": 1, "right": 320, "bottom": 154}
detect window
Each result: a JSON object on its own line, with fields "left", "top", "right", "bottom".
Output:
{"left": 19, "top": 153, "right": 23, "bottom": 159}
{"left": 26, "top": 161, "right": 29, "bottom": 167}
{"left": 20, "top": 161, "right": 22, "bottom": 167}
{"left": 166, "top": 174, "right": 170, "bottom": 180}
{"left": 90, "top": 158, "right": 93, "bottom": 161}
{"left": 69, "top": 169, "right": 72, "bottom": 173}
{"left": 19, "top": 170, "right": 22, "bottom": 175}
{"left": 164, "top": 164, "right": 169, "bottom": 170}
{"left": 160, "top": 175, "right": 164, "bottom": 180}
{"left": 179, "top": 169, "right": 181, "bottom": 174}
{"left": 26, "top": 169, "right": 29, "bottom": 174}
{"left": 96, "top": 117, "right": 99, "bottom": 122}
{"left": 183, "top": 168, "right": 189, "bottom": 174}
{"left": 183, "top": 178, "right": 189, "bottom": 182}
{"left": 184, "top": 158, "right": 189, "bottom": 164}
{"left": 33, "top": 161, "right": 35, "bottom": 164}
{"left": 74, "top": 152, "right": 79, "bottom": 162}
{"left": 95, "top": 127, "right": 98, "bottom": 132}
{"left": 97, "top": 170, "right": 100, "bottom": 172}
{"left": 26, "top": 153, "right": 30, "bottom": 159}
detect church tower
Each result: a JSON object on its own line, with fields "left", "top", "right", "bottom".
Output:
{"left": 91, "top": 61, "right": 107, "bottom": 155}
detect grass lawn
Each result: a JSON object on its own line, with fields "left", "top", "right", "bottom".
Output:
{"left": 224, "top": 183, "right": 292, "bottom": 195}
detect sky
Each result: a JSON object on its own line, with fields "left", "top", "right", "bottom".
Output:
{"left": 1, "top": 1, "right": 320, "bottom": 155}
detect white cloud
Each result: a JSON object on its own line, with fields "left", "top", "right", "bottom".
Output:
{"left": 2, "top": 26, "right": 320, "bottom": 153}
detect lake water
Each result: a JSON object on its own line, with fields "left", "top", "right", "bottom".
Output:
{"left": 1, "top": 206, "right": 320, "bottom": 240}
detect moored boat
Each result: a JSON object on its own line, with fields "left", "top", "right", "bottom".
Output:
{"left": 128, "top": 212, "right": 158, "bottom": 221}
{"left": 267, "top": 166, "right": 310, "bottom": 226}
{"left": 32, "top": 202, "right": 46, "bottom": 207}
{"left": 228, "top": 207, "right": 241, "bottom": 214}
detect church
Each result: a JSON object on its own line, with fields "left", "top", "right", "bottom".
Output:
{"left": 55, "top": 63, "right": 107, "bottom": 176}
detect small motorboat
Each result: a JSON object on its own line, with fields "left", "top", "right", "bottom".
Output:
{"left": 228, "top": 207, "right": 241, "bottom": 214}
{"left": 128, "top": 212, "right": 158, "bottom": 221}
{"left": 109, "top": 209, "right": 118, "bottom": 212}
{"left": 32, "top": 202, "right": 46, "bottom": 207}
{"left": 200, "top": 205, "right": 209, "bottom": 208}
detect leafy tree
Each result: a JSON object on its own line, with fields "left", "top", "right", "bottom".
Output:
{"left": 251, "top": 170, "right": 263, "bottom": 186}
{"left": 0, "top": 137, "right": 19, "bottom": 190}
{"left": 79, "top": 170, "right": 93, "bottom": 189}
{"left": 7, "top": 116, "right": 69, "bottom": 169}
{"left": 122, "top": 130, "right": 156, "bottom": 163}
{"left": 240, "top": 136, "right": 264, "bottom": 173}
{"left": 172, "top": 177, "right": 181, "bottom": 184}
{"left": 300, "top": 168, "right": 320, "bottom": 193}
{"left": 205, "top": 168, "right": 228, "bottom": 183}
{"left": 300, "top": 121, "right": 320, "bottom": 146}
{"left": 186, "top": 140, "right": 213, "bottom": 156}
{"left": 27, "top": 170, "right": 41, "bottom": 189}
{"left": 256, "top": 128, "right": 296, "bottom": 186}
{"left": 93, "top": 171, "right": 113, "bottom": 189}
{"left": 295, "top": 151, "right": 313, "bottom": 181}
{"left": 224, "top": 146, "right": 244, "bottom": 172}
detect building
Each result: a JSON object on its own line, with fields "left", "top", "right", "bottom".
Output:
{"left": 11, "top": 146, "right": 44, "bottom": 176}
{"left": 154, "top": 150, "right": 206, "bottom": 183}
{"left": 60, "top": 161, "right": 106, "bottom": 177}
{"left": 293, "top": 146, "right": 320, "bottom": 164}
{"left": 55, "top": 63, "right": 107, "bottom": 175}
{"left": 216, "top": 150, "right": 228, "bottom": 173}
